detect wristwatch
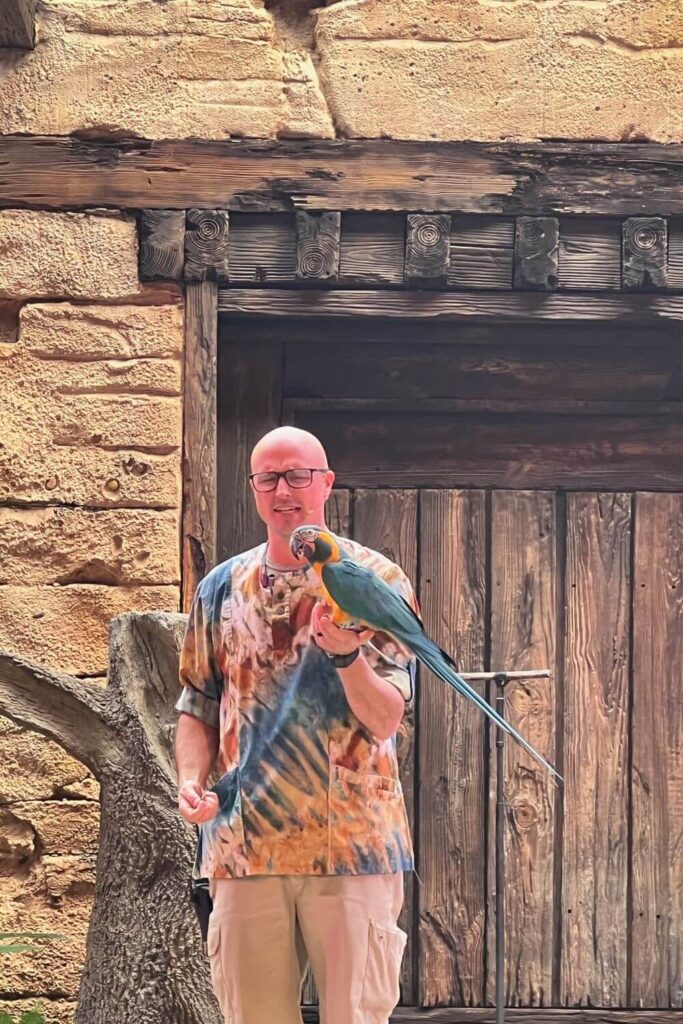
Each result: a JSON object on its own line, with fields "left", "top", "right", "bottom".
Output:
{"left": 326, "top": 647, "right": 360, "bottom": 668}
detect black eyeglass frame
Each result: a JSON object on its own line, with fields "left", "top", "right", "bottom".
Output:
{"left": 249, "top": 468, "right": 330, "bottom": 492}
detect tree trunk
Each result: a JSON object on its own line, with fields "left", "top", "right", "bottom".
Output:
{"left": 0, "top": 611, "right": 222, "bottom": 1024}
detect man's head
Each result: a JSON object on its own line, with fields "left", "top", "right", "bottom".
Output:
{"left": 250, "top": 426, "right": 335, "bottom": 543}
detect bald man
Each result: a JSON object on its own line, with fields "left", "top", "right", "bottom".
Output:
{"left": 174, "top": 427, "right": 419, "bottom": 1024}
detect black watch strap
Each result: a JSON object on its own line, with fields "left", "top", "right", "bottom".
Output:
{"left": 327, "top": 647, "right": 361, "bottom": 668}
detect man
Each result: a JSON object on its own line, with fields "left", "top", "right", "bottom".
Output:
{"left": 174, "top": 426, "right": 419, "bottom": 1024}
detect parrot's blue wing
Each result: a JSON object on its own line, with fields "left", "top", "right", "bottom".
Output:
{"left": 323, "top": 558, "right": 561, "bottom": 781}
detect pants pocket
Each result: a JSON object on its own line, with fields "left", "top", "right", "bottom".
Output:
{"left": 206, "top": 919, "right": 234, "bottom": 1024}
{"left": 359, "top": 919, "right": 407, "bottom": 1020}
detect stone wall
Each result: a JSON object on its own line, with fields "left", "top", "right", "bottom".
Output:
{"left": 0, "top": 211, "right": 182, "bottom": 1022}
{"left": 0, "top": 0, "right": 681, "bottom": 143}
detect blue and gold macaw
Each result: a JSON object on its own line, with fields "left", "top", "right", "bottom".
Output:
{"left": 291, "top": 524, "right": 560, "bottom": 780}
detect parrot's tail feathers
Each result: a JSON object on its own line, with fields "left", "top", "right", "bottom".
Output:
{"left": 412, "top": 637, "right": 562, "bottom": 782}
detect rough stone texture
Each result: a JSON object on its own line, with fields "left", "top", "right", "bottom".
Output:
{"left": 0, "top": 267, "right": 183, "bottom": 1009}
{"left": 0, "top": 507, "right": 180, "bottom": 586}
{"left": 0, "top": 0, "right": 335, "bottom": 140}
{"left": 0, "top": 0, "right": 680, "bottom": 142}
{"left": 0, "top": 866, "right": 91, "bottom": 997}
{"left": 0, "top": 212, "right": 141, "bottom": 300}
{"left": 0, "top": 584, "right": 179, "bottom": 675}
{"left": 1, "top": 301, "right": 183, "bottom": 509}
{"left": 0, "top": 999, "right": 75, "bottom": 1024}
{"left": 0, "top": 717, "right": 99, "bottom": 803}
{"left": 9, "top": 801, "right": 100, "bottom": 856}
{"left": 315, "top": 0, "right": 683, "bottom": 142}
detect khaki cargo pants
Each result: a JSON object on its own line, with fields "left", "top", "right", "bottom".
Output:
{"left": 207, "top": 872, "right": 406, "bottom": 1024}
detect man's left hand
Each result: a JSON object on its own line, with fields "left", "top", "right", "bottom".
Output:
{"left": 311, "top": 602, "right": 374, "bottom": 656}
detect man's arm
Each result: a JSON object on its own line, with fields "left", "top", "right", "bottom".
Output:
{"left": 175, "top": 712, "right": 220, "bottom": 823}
{"left": 336, "top": 652, "right": 404, "bottom": 740}
{"left": 311, "top": 603, "right": 404, "bottom": 740}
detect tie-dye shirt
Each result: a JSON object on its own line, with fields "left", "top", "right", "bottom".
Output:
{"left": 175, "top": 538, "right": 418, "bottom": 879}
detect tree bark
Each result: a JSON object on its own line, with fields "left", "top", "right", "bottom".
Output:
{"left": 0, "top": 611, "right": 222, "bottom": 1024}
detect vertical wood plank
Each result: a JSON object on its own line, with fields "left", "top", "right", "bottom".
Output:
{"left": 405, "top": 215, "right": 451, "bottom": 288}
{"left": 622, "top": 218, "right": 668, "bottom": 292}
{"left": 181, "top": 282, "right": 218, "bottom": 610}
{"left": 562, "top": 494, "right": 630, "bottom": 1006}
{"left": 513, "top": 217, "right": 559, "bottom": 291}
{"left": 296, "top": 211, "right": 341, "bottom": 282}
{"left": 419, "top": 490, "right": 487, "bottom": 1006}
{"left": 326, "top": 488, "right": 350, "bottom": 539}
{"left": 215, "top": 331, "right": 281, "bottom": 562}
{"left": 139, "top": 210, "right": 185, "bottom": 281}
{"left": 185, "top": 209, "right": 230, "bottom": 283}
{"left": 631, "top": 493, "right": 683, "bottom": 1008}
{"left": 354, "top": 489, "right": 419, "bottom": 1005}
{"left": 489, "top": 491, "right": 557, "bottom": 1006}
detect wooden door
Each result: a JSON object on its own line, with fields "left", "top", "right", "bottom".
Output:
{"left": 216, "top": 318, "right": 683, "bottom": 1013}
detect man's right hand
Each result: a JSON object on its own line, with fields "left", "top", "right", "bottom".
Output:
{"left": 178, "top": 780, "right": 219, "bottom": 824}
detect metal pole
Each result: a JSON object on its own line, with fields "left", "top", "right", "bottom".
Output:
{"left": 481, "top": 668, "right": 551, "bottom": 1024}
{"left": 495, "top": 676, "right": 506, "bottom": 1024}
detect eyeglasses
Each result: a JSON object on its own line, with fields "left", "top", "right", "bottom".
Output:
{"left": 249, "top": 468, "right": 329, "bottom": 493}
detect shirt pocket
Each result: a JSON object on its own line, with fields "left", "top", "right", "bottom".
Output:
{"left": 328, "top": 764, "right": 409, "bottom": 872}
{"left": 359, "top": 919, "right": 407, "bottom": 1019}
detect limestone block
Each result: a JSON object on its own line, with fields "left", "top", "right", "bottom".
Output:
{"left": 42, "top": 855, "right": 97, "bottom": 900}
{"left": 0, "top": 0, "right": 334, "bottom": 139}
{"left": 0, "top": 303, "right": 183, "bottom": 508}
{"left": 0, "top": 808, "right": 36, "bottom": 865}
{"left": 0, "top": 507, "right": 179, "bottom": 586}
{"left": 0, "top": 880, "right": 90, "bottom": 997}
{"left": 314, "top": 0, "right": 683, "bottom": 142}
{"left": 10, "top": 801, "right": 100, "bottom": 856}
{"left": 0, "top": 1000, "right": 75, "bottom": 1024}
{"left": 21, "top": 302, "right": 183, "bottom": 360}
{"left": 0, "top": 718, "right": 96, "bottom": 803}
{"left": 0, "top": 212, "right": 140, "bottom": 300}
{"left": 0, "top": 584, "right": 179, "bottom": 675}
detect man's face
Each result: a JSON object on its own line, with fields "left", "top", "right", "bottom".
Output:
{"left": 250, "top": 436, "right": 335, "bottom": 539}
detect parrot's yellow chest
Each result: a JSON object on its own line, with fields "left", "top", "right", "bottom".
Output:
{"left": 312, "top": 560, "right": 351, "bottom": 627}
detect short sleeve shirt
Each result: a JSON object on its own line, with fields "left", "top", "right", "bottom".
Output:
{"left": 175, "top": 538, "right": 418, "bottom": 879}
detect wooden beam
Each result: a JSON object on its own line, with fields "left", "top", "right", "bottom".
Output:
{"left": 405, "top": 214, "right": 451, "bottom": 288}
{"left": 513, "top": 216, "right": 559, "bottom": 291}
{"left": 181, "top": 282, "right": 218, "bottom": 610}
{"left": 623, "top": 217, "right": 668, "bottom": 292}
{"left": 0, "top": 0, "right": 36, "bottom": 49}
{"left": 295, "top": 211, "right": 340, "bottom": 282}
{"left": 139, "top": 210, "right": 185, "bottom": 281}
{"left": 218, "top": 288, "right": 683, "bottom": 322}
{"left": 4, "top": 137, "right": 683, "bottom": 216}
{"left": 184, "top": 209, "right": 230, "bottom": 284}
{"left": 285, "top": 398, "right": 683, "bottom": 417}
{"left": 302, "top": 1010, "right": 683, "bottom": 1024}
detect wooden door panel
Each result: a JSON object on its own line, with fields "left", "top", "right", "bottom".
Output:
{"left": 488, "top": 491, "right": 558, "bottom": 1006}
{"left": 293, "top": 411, "right": 683, "bottom": 492}
{"left": 561, "top": 494, "right": 630, "bottom": 1006}
{"left": 631, "top": 493, "right": 683, "bottom": 1007}
{"left": 418, "top": 490, "right": 487, "bottom": 1006}
{"left": 286, "top": 341, "right": 683, "bottom": 403}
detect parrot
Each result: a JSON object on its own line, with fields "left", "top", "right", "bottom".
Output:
{"left": 290, "top": 524, "right": 561, "bottom": 781}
